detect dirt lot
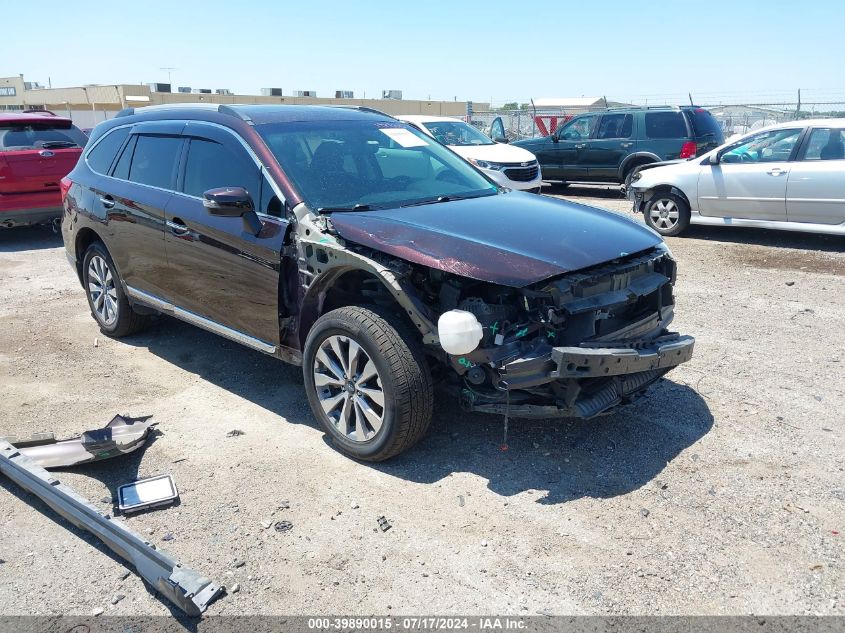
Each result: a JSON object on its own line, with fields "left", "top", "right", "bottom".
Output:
{"left": 1, "top": 186, "right": 843, "bottom": 617}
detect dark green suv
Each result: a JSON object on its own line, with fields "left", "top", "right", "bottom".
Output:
{"left": 513, "top": 106, "right": 724, "bottom": 190}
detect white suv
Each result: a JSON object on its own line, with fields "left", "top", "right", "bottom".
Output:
{"left": 398, "top": 115, "right": 542, "bottom": 192}
{"left": 629, "top": 119, "right": 845, "bottom": 236}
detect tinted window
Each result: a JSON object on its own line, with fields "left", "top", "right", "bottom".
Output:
{"left": 112, "top": 136, "right": 136, "bottom": 180}
{"left": 596, "top": 114, "right": 633, "bottom": 139}
{"left": 644, "top": 112, "right": 688, "bottom": 139}
{"left": 86, "top": 127, "right": 130, "bottom": 174}
{"left": 128, "top": 135, "right": 182, "bottom": 189}
{"left": 721, "top": 129, "right": 801, "bottom": 164}
{"left": 182, "top": 139, "right": 261, "bottom": 200}
{"left": 684, "top": 108, "right": 723, "bottom": 141}
{"left": 803, "top": 128, "right": 845, "bottom": 161}
{"left": 421, "top": 121, "right": 494, "bottom": 146}
{"left": 0, "top": 121, "right": 88, "bottom": 151}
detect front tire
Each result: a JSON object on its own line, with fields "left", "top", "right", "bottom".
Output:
{"left": 643, "top": 192, "right": 691, "bottom": 237}
{"left": 82, "top": 242, "right": 148, "bottom": 337}
{"left": 302, "top": 306, "right": 433, "bottom": 461}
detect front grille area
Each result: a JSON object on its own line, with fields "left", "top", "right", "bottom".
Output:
{"left": 503, "top": 163, "right": 539, "bottom": 182}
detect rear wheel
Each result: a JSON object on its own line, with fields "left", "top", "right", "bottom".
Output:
{"left": 643, "top": 192, "right": 691, "bottom": 237}
{"left": 302, "top": 305, "right": 433, "bottom": 461}
{"left": 82, "top": 242, "right": 148, "bottom": 337}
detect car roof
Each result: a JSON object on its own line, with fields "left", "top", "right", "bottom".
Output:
{"left": 0, "top": 111, "right": 73, "bottom": 125}
{"left": 766, "top": 118, "right": 845, "bottom": 130}
{"left": 117, "top": 103, "right": 395, "bottom": 125}
{"left": 397, "top": 114, "right": 463, "bottom": 124}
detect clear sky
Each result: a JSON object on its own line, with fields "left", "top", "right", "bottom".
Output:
{"left": 2, "top": 0, "right": 843, "bottom": 106}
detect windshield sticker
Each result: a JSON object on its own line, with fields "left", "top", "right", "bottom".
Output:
{"left": 380, "top": 128, "right": 428, "bottom": 148}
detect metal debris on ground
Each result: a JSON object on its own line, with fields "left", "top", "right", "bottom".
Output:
{"left": 274, "top": 520, "right": 293, "bottom": 533}
{"left": 118, "top": 474, "right": 179, "bottom": 513}
{"left": 226, "top": 429, "right": 245, "bottom": 438}
{"left": 377, "top": 516, "right": 392, "bottom": 532}
{"left": 1, "top": 415, "right": 155, "bottom": 469}
{"left": 0, "top": 440, "right": 224, "bottom": 616}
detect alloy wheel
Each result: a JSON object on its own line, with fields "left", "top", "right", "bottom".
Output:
{"left": 313, "top": 335, "right": 385, "bottom": 442}
{"left": 87, "top": 255, "right": 118, "bottom": 326}
{"left": 649, "top": 198, "right": 680, "bottom": 230}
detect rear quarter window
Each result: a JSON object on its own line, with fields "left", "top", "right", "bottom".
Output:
{"left": 86, "top": 127, "right": 130, "bottom": 174}
{"left": 644, "top": 112, "right": 688, "bottom": 139}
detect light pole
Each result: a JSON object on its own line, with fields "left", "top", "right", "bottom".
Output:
{"left": 159, "top": 67, "right": 177, "bottom": 87}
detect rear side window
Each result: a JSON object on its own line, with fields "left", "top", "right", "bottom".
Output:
{"left": 128, "top": 135, "right": 182, "bottom": 189}
{"left": 0, "top": 121, "right": 88, "bottom": 151}
{"left": 596, "top": 114, "right": 633, "bottom": 139}
{"left": 182, "top": 139, "right": 261, "bottom": 199}
{"left": 644, "top": 112, "right": 688, "bottom": 139}
{"left": 802, "top": 128, "right": 845, "bottom": 161}
{"left": 86, "top": 127, "right": 130, "bottom": 174}
{"left": 684, "top": 108, "right": 723, "bottom": 141}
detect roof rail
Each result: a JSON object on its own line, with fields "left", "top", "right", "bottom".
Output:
{"left": 326, "top": 105, "right": 395, "bottom": 119}
{"left": 602, "top": 104, "right": 682, "bottom": 112}
{"left": 115, "top": 103, "right": 251, "bottom": 122}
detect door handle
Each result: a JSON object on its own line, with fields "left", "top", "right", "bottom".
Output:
{"left": 574, "top": 143, "right": 587, "bottom": 149}
{"left": 621, "top": 142, "right": 633, "bottom": 148}
{"left": 766, "top": 168, "right": 787, "bottom": 176}
{"left": 99, "top": 195, "right": 115, "bottom": 209}
{"left": 166, "top": 219, "right": 190, "bottom": 235}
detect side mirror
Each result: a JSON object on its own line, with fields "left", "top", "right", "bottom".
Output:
{"left": 492, "top": 136, "right": 508, "bottom": 144}
{"left": 709, "top": 152, "right": 720, "bottom": 165}
{"left": 203, "top": 187, "right": 262, "bottom": 234}
{"left": 203, "top": 186, "right": 254, "bottom": 216}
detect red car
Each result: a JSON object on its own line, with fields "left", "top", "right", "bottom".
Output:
{"left": 0, "top": 111, "right": 87, "bottom": 228}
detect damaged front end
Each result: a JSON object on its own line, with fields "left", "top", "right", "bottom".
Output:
{"left": 431, "top": 244, "right": 694, "bottom": 418}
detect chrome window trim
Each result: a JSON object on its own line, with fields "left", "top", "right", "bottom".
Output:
{"left": 125, "top": 286, "right": 277, "bottom": 355}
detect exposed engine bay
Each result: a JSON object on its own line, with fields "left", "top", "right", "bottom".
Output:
{"left": 315, "top": 236, "right": 694, "bottom": 420}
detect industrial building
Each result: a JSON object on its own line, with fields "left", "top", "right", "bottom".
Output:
{"left": 0, "top": 75, "right": 485, "bottom": 128}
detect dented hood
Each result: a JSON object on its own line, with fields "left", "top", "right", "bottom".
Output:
{"left": 330, "top": 191, "right": 662, "bottom": 287}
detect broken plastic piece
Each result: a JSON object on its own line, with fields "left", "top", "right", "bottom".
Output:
{"left": 5, "top": 415, "right": 155, "bottom": 469}
{"left": 377, "top": 516, "right": 392, "bottom": 532}
{"left": 0, "top": 440, "right": 223, "bottom": 616}
{"left": 118, "top": 474, "right": 179, "bottom": 513}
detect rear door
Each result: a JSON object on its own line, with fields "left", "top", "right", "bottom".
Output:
{"left": 584, "top": 113, "right": 634, "bottom": 181}
{"left": 162, "top": 122, "right": 287, "bottom": 347}
{"left": 698, "top": 127, "right": 803, "bottom": 220}
{"left": 0, "top": 120, "right": 86, "bottom": 196}
{"left": 96, "top": 122, "right": 184, "bottom": 299}
{"left": 786, "top": 126, "right": 845, "bottom": 224}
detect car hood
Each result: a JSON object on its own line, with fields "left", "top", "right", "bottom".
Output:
{"left": 330, "top": 191, "right": 662, "bottom": 287}
{"left": 448, "top": 143, "right": 537, "bottom": 164}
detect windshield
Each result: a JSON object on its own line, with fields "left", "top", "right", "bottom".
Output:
{"left": 257, "top": 119, "right": 498, "bottom": 210}
{"left": 0, "top": 122, "right": 88, "bottom": 151}
{"left": 422, "top": 120, "right": 494, "bottom": 146}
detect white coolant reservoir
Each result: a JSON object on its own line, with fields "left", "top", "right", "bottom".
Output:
{"left": 437, "top": 310, "right": 484, "bottom": 356}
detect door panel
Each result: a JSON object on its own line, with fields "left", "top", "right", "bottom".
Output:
{"left": 544, "top": 115, "right": 596, "bottom": 181}
{"left": 698, "top": 128, "right": 802, "bottom": 220}
{"left": 163, "top": 130, "right": 288, "bottom": 345}
{"left": 585, "top": 113, "right": 634, "bottom": 181}
{"left": 786, "top": 161, "right": 845, "bottom": 224}
{"left": 698, "top": 163, "right": 790, "bottom": 220}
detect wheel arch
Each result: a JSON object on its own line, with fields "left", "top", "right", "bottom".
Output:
{"left": 619, "top": 152, "right": 661, "bottom": 180}
{"left": 296, "top": 258, "right": 436, "bottom": 352}
{"left": 642, "top": 184, "right": 692, "bottom": 211}
{"left": 73, "top": 227, "right": 105, "bottom": 284}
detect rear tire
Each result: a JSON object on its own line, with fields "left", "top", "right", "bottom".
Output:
{"left": 302, "top": 305, "right": 433, "bottom": 461}
{"left": 82, "top": 242, "right": 148, "bottom": 337}
{"left": 643, "top": 192, "right": 691, "bottom": 237}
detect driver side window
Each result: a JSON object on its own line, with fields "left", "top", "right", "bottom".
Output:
{"left": 558, "top": 115, "right": 596, "bottom": 140}
{"left": 721, "top": 128, "right": 801, "bottom": 164}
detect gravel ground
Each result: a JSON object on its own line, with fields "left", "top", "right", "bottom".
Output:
{"left": 0, "top": 186, "right": 843, "bottom": 617}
